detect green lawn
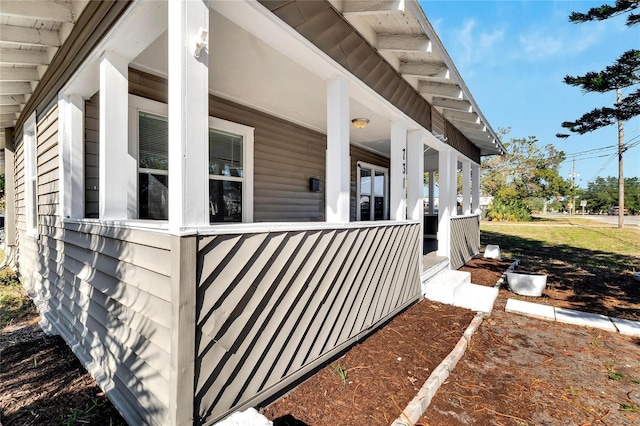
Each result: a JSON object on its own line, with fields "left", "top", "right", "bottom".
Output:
{"left": 480, "top": 217, "right": 640, "bottom": 272}
{"left": 0, "top": 250, "right": 34, "bottom": 327}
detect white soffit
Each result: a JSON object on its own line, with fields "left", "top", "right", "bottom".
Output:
{"left": 0, "top": 0, "right": 88, "bottom": 133}
{"left": 331, "top": 0, "right": 505, "bottom": 156}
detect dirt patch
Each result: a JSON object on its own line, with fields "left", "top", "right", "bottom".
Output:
{"left": 0, "top": 300, "right": 126, "bottom": 426}
{"left": 422, "top": 309, "right": 640, "bottom": 425}
{"left": 262, "top": 301, "right": 475, "bottom": 425}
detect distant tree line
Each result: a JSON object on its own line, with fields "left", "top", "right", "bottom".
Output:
{"left": 580, "top": 177, "right": 640, "bottom": 214}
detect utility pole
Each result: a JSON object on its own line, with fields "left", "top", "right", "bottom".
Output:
{"left": 569, "top": 156, "right": 579, "bottom": 215}
{"left": 617, "top": 88, "right": 624, "bottom": 229}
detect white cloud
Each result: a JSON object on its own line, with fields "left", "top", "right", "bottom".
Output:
{"left": 516, "top": 20, "right": 607, "bottom": 61}
{"left": 454, "top": 18, "right": 505, "bottom": 65}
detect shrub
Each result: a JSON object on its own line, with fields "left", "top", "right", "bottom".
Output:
{"left": 487, "top": 197, "right": 531, "bottom": 222}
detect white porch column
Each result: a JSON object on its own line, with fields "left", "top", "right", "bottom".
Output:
{"left": 59, "top": 93, "right": 84, "bottom": 219}
{"left": 326, "top": 76, "right": 350, "bottom": 223}
{"left": 99, "top": 52, "right": 130, "bottom": 220}
{"left": 472, "top": 163, "right": 480, "bottom": 214}
{"left": 437, "top": 149, "right": 456, "bottom": 257}
{"left": 168, "top": 0, "right": 209, "bottom": 231}
{"left": 428, "top": 171, "right": 435, "bottom": 214}
{"left": 407, "top": 130, "right": 424, "bottom": 221}
{"left": 390, "top": 120, "right": 407, "bottom": 221}
{"left": 462, "top": 160, "right": 471, "bottom": 214}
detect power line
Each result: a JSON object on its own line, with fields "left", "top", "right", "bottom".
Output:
{"left": 586, "top": 152, "right": 618, "bottom": 183}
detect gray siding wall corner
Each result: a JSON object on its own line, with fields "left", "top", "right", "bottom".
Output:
{"left": 194, "top": 222, "right": 422, "bottom": 423}
{"left": 13, "top": 103, "right": 175, "bottom": 425}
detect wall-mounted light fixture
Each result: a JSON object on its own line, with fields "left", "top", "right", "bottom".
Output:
{"left": 192, "top": 28, "right": 208, "bottom": 58}
{"left": 351, "top": 118, "right": 370, "bottom": 129}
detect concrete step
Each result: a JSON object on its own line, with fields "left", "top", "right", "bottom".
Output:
{"left": 421, "top": 259, "right": 450, "bottom": 285}
{"left": 423, "top": 269, "right": 471, "bottom": 305}
{"left": 453, "top": 283, "right": 499, "bottom": 313}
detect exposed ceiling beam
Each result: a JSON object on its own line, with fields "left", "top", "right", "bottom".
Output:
{"left": 431, "top": 97, "right": 472, "bottom": 112}
{"left": 0, "top": 48, "right": 49, "bottom": 66}
{"left": 0, "top": 24, "right": 61, "bottom": 47}
{"left": 451, "top": 120, "right": 487, "bottom": 132}
{"left": 0, "top": 105, "right": 21, "bottom": 114}
{"left": 0, "top": 94, "right": 26, "bottom": 105}
{"left": 417, "top": 81, "right": 462, "bottom": 99}
{"left": 0, "top": 1, "right": 74, "bottom": 23}
{"left": 0, "top": 82, "right": 32, "bottom": 95}
{"left": 376, "top": 34, "right": 431, "bottom": 52}
{"left": 399, "top": 61, "right": 448, "bottom": 78}
{"left": 0, "top": 67, "right": 40, "bottom": 82}
{"left": 460, "top": 128, "right": 493, "bottom": 142}
{"left": 442, "top": 109, "right": 479, "bottom": 123}
{"left": 342, "top": 0, "right": 405, "bottom": 15}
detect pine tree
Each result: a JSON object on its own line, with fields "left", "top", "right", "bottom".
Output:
{"left": 560, "top": 0, "right": 639, "bottom": 228}
{"left": 561, "top": 1, "right": 639, "bottom": 134}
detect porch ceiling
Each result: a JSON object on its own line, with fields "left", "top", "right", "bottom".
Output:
{"left": 131, "top": 9, "right": 396, "bottom": 158}
{"left": 330, "top": 0, "right": 505, "bottom": 157}
{"left": 0, "top": 0, "right": 88, "bottom": 152}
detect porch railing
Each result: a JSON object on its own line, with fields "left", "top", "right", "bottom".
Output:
{"left": 449, "top": 214, "right": 480, "bottom": 269}
{"left": 193, "top": 221, "right": 421, "bottom": 423}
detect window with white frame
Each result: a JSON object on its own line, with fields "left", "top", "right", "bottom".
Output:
{"left": 128, "top": 96, "right": 254, "bottom": 223}
{"left": 208, "top": 117, "right": 254, "bottom": 223}
{"left": 24, "top": 112, "right": 38, "bottom": 235}
{"left": 357, "top": 161, "right": 388, "bottom": 221}
{"left": 129, "top": 95, "right": 169, "bottom": 220}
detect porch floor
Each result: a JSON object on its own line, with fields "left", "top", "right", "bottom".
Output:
{"left": 423, "top": 238, "right": 447, "bottom": 271}
{"left": 422, "top": 238, "right": 449, "bottom": 285}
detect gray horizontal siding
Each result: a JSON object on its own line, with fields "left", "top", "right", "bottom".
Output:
{"left": 211, "top": 95, "right": 326, "bottom": 222}
{"left": 13, "top": 103, "right": 174, "bottom": 425}
{"left": 195, "top": 222, "right": 421, "bottom": 424}
{"left": 450, "top": 214, "right": 480, "bottom": 269}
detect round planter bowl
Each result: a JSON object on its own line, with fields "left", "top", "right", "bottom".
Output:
{"left": 484, "top": 244, "right": 501, "bottom": 260}
{"left": 506, "top": 271, "right": 547, "bottom": 297}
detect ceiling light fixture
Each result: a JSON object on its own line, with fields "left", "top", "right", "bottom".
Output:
{"left": 351, "top": 118, "right": 370, "bottom": 129}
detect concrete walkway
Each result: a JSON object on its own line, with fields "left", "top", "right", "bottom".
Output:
{"left": 505, "top": 298, "right": 640, "bottom": 337}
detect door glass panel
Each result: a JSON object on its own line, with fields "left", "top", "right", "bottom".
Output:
{"left": 360, "top": 168, "right": 372, "bottom": 221}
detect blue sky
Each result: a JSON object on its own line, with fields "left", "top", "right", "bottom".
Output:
{"left": 420, "top": 0, "right": 640, "bottom": 188}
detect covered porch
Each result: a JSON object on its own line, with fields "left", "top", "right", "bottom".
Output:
{"left": 7, "top": 0, "right": 504, "bottom": 424}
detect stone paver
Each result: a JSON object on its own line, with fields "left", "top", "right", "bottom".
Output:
{"left": 554, "top": 307, "right": 617, "bottom": 332}
{"left": 505, "top": 298, "right": 555, "bottom": 320}
{"left": 611, "top": 317, "right": 640, "bottom": 337}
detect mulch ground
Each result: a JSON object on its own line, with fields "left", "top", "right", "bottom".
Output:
{"left": 262, "top": 301, "right": 475, "bottom": 425}
{"left": 0, "top": 311, "right": 126, "bottom": 425}
{"left": 2, "top": 253, "right": 639, "bottom": 426}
